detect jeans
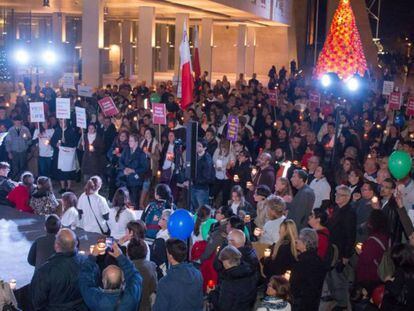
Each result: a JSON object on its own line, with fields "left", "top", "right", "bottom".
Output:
{"left": 191, "top": 187, "right": 209, "bottom": 211}
{"left": 38, "top": 156, "right": 52, "bottom": 177}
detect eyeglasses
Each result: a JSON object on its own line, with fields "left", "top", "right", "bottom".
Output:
{"left": 335, "top": 192, "right": 348, "bottom": 197}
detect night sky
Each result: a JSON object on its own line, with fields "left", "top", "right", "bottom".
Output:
{"left": 380, "top": 0, "right": 414, "bottom": 41}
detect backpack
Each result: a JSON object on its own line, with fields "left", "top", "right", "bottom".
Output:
{"left": 369, "top": 236, "right": 394, "bottom": 282}
{"left": 319, "top": 230, "right": 339, "bottom": 270}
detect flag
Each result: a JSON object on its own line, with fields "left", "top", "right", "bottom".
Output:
{"left": 179, "top": 21, "right": 194, "bottom": 110}
{"left": 193, "top": 26, "right": 201, "bottom": 79}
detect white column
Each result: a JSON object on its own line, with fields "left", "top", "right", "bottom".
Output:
{"left": 200, "top": 18, "right": 213, "bottom": 80}
{"left": 137, "top": 7, "right": 155, "bottom": 85}
{"left": 174, "top": 13, "right": 189, "bottom": 76}
{"left": 121, "top": 20, "right": 133, "bottom": 78}
{"left": 160, "top": 24, "right": 169, "bottom": 72}
{"left": 81, "top": 0, "right": 104, "bottom": 87}
{"left": 236, "top": 24, "right": 247, "bottom": 76}
{"left": 245, "top": 27, "right": 256, "bottom": 77}
{"left": 52, "top": 12, "right": 66, "bottom": 43}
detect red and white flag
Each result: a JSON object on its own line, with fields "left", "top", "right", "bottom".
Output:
{"left": 179, "top": 21, "right": 194, "bottom": 110}
{"left": 193, "top": 26, "right": 201, "bottom": 79}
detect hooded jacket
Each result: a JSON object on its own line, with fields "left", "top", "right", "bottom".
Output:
{"left": 153, "top": 262, "right": 203, "bottom": 311}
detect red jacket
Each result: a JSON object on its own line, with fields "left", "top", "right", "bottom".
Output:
{"left": 356, "top": 232, "right": 389, "bottom": 283}
{"left": 7, "top": 185, "right": 33, "bottom": 213}
{"left": 317, "top": 227, "right": 330, "bottom": 259}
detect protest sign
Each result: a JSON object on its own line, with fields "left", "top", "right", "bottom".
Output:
{"left": 75, "top": 107, "right": 87, "bottom": 129}
{"left": 388, "top": 92, "right": 401, "bottom": 110}
{"left": 152, "top": 103, "right": 167, "bottom": 125}
{"left": 29, "top": 102, "right": 45, "bottom": 122}
{"left": 98, "top": 97, "right": 119, "bottom": 117}
{"left": 62, "top": 73, "right": 75, "bottom": 90}
{"left": 226, "top": 115, "right": 239, "bottom": 142}
{"left": 406, "top": 97, "right": 414, "bottom": 116}
{"left": 382, "top": 81, "right": 394, "bottom": 96}
{"left": 77, "top": 85, "right": 94, "bottom": 97}
{"left": 268, "top": 89, "right": 278, "bottom": 106}
{"left": 56, "top": 98, "right": 71, "bottom": 119}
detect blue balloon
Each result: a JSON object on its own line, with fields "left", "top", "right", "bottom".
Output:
{"left": 167, "top": 209, "right": 194, "bottom": 240}
{"left": 395, "top": 114, "right": 405, "bottom": 128}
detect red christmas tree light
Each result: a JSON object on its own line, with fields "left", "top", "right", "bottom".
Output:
{"left": 314, "top": 0, "right": 368, "bottom": 80}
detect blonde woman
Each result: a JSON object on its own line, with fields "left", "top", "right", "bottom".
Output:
{"left": 275, "top": 177, "right": 293, "bottom": 203}
{"left": 261, "top": 219, "right": 298, "bottom": 283}
{"left": 211, "top": 139, "right": 235, "bottom": 206}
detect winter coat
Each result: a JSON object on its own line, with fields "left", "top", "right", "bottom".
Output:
{"left": 208, "top": 262, "right": 258, "bottom": 311}
{"left": 79, "top": 255, "right": 142, "bottom": 311}
{"left": 132, "top": 259, "right": 158, "bottom": 311}
{"left": 117, "top": 146, "right": 148, "bottom": 187}
{"left": 290, "top": 250, "right": 326, "bottom": 311}
{"left": 153, "top": 262, "right": 204, "bottom": 311}
{"left": 31, "top": 252, "right": 88, "bottom": 311}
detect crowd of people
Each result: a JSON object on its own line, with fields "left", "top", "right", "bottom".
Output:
{"left": 0, "top": 66, "right": 414, "bottom": 311}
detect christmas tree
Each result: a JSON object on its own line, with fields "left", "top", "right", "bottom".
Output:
{"left": 0, "top": 48, "right": 12, "bottom": 82}
{"left": 314, "top": 0, "right": 367, "bottom": 80}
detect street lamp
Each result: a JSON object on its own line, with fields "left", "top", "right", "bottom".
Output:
{"left": 42, "top": 50, "right": 57, "bottom": 65}
{"left": 14, "top": 49, "right": 30, "bottom": 65}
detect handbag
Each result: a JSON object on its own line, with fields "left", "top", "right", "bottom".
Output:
{"left": 86, "top": 195, "right": 111, "bottom": 236}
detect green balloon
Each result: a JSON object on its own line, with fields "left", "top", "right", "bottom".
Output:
{"left": 150, "top": 93, "right": 161, "bottom": 103}
{"left": 388, "top": 150, "right": 412, "bottom": 180}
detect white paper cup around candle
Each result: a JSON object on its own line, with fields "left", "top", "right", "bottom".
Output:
{"left": 356, "top": 242, "right": 363, "bottom": 251}
{"left": 44, "top": 139, "right": 50, "bottom": 145}
{"left": 89, "top": 245, "right": 95, "bottom": 254}
{"left": 89, "top": 145, "right": 94, "bottom": 152}
{"left": 79, "top": 250, "right": 85, "bottom": 255}
{"left": 9, "top": 279, "right": 16, "bottom": 290}
{"left": 264, "top": 248, "right": 271, "bottom": 258}
{"left": 371, "top": 196, "right": 378, "bottom": 204}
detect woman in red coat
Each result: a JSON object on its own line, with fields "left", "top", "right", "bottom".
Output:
{"left": 308, "top": 208, "right": 330, "bottom": 259}
{"left": 7, "top": 171, "right": 34, "bottom": 213}
{"left": 355, "top": 210, "right": 390, "bottom": 291}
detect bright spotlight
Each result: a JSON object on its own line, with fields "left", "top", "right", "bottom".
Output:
{"left": 14, "top": 49, "right": 30, "bottom": 65}
{"left": 346, "top": 77, "right": 359, "bottom": 92}
{"left": 42, "top": 50, "right": 57, "bottom": 65}
{"left": 321, "top": 74, "right": 331, "bottom": 88}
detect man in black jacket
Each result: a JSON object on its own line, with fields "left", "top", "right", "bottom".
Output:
{"left": 326, "top": 185, "right": 356, "bottom": 311}
{"left": 31, "top": 228, "right": 88, "bottom": 311}
{"left": 188, "top": 139, "right": 214, "bottom": 211}
{"left": 27, "top": 214, "right": 61, "bottom": 269}
{"left": 380, "top": 178, "right": 404, "bottom": 245}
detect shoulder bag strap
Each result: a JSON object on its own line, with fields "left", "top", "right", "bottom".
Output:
{"left": 368, "top": 236, "right": 386, "bottom": 251}
{"left": 86, "top": 195, "right": 107, "bottom": 235}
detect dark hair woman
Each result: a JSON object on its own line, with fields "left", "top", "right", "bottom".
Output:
{"left": 108, "top": 187, "right": 137, "bottom": 239}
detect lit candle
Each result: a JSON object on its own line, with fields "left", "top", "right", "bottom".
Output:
{"left": 79, "top": 250, "right": 85, "bottom": 255}
{"left": 22, "top": 133, "right": 27, "bottom": 139}
{"left": 410, "top": 133, "right": 414, "bottom": 139}
{"left": 233, "top": 174, "right": 240, "bottom": 183}
{"left": 115, "top": 147, "right": 120, "bottom": 154}
{"left": 89, "top": 144, "right": 94, "bottom": 152}
{"left": 207, "top": 279, "right": 215, "bottom": 289}
{"left": 363, "top": 133, "right": 368, "bottom": 139}
{"left": 371, "top": 196, "right": 378, "bottom": 204}
{"left": 356, "top": 242, "right": 363, "bottom": 252}
{"left": 202, "top": 103, "right": 206, "bottom": 108}
{"left": 157, "top": 170, "right": 161, "bottom": 178}
{"left": 133, "top": 116, "right": 138, "bottom": 121}
{"left": 284, "top": 270, "right": 291, "bottom": 281}
{"left": 44, "top": 139, "right": 50, "bottom": 145}
{"left": 264, "top": 248, "right": 271, "bottom": 258}
{"left": 128, "top": 104, "right": 132, "bottom": 109}
{"left": 97, "top": 241, "right": 106, "bottom": 255}
{"left": 5, "top": 102, "right": 10, "bottom": 107}
{"left": 216, "top": 246, "right": 220, "bottom": 253}
{"left": 58, "top": 140, "right": 61, "bottom": 145}
{"left": 383, "top": 130, "right": 387, "bottom": 135}
{"left": 9, "top": 279, "right": 16, "bottom": 290}
{"left": 258, "top": 103, "right": 262, "bottom": 108}
{"left": 376, "top": 124, "right": 381, "bottom": 129}
{"left": 89, "top": 244, "right": 95, "bottom": 254}
{"left": 273, "top": 122, "right": 278, "bottom": 128}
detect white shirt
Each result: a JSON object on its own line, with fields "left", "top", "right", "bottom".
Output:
{"left": 259, "top": 216, "right": 286, "bottom": 245}
{"left": 33, "top": 128, "right": 54, "bottom": 157}
{"left": 156, "top": 228, "right": 170, "bottom": 241}
{"left": 61, "top": 206, "right": 79, "bottom": 229}
{"left": 107, "top": 207, "right": 137, "bottom": 239}
{"left": 77, "top": 192, "right": 110, "bottom": 234}
{"left": 309, "top": 177, "right": 331, "bottom": 209}
{"left": 213, "top": 149, "right": 235, "bottom": 180}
